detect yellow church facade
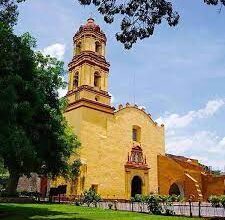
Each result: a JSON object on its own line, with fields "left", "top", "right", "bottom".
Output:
{"left": 62, "top": 18, "right": 165, "bottom": 200}
{"left": 51, "top": 18, "right": 225, "bottom": 201}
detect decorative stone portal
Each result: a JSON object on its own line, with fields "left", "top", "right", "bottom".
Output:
{"left": 131, "top": 176, "right": 142, "bottom": 197}
{"left": 125, "top": 144, "right": 150, "bottom": 199}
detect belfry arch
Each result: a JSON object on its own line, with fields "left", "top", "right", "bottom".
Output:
{"left": 94, "top": 72, "right": 101, "bottom": 89}
{"left": 95, "top": 41, "right": 102, "bottom": 55}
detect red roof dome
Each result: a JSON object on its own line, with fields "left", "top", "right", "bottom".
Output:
{"left": 81, "top": 18, "right": 100, "bottom": 32}
{"left": 74, "top": 18, "right": 106, "bottom": 43}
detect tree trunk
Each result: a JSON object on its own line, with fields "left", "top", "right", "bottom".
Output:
{"left": 6, "top": 172, "right": 20, "bottom": 196}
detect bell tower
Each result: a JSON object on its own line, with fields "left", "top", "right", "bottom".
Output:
{"left": 66, "top": 18, "right": 114, "bottom": 114}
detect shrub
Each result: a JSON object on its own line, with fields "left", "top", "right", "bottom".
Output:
{"left": 0, "top": 190, "right": 19, "bottom": 197}
{"left": 82, "top": 189, "right": 101, "bottom": 207}
{"left": 159, "top": 195, "right": 177, "bottom": 216}
{"left": 220, "top": 195, "right": 225, "bottom": 209}
{"left": 209, "top": 195, "right": 221, "bottom": 207}
{"left": 132, "top": 194, "right": 145, "bottom": 202}
{"left": 145, "top": 194, "right": 162, "bottom": 215}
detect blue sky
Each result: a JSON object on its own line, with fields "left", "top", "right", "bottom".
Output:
{"left": 15, "top": 0, "right": 225, "bottom": 170}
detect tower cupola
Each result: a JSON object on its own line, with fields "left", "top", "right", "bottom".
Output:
{"left": 73, "top": 18, "right": 106, "bottom": 56}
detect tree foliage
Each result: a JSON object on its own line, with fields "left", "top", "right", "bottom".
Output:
{"left": 0, "top": 0, "right": 25, "bottom": 27}
{"left": 0, "top": 1, "right": 80, "bottom": 196}
{"left": 69, "top": 159, "right": 82, "bottom": 180}
{"left": 78, "top": 0, "right": 225, "bottom": 49}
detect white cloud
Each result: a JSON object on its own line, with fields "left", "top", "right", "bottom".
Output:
{"left": 58, "top": 88, "right": 67, "bottom": 98}
{"left": 156, "top": 99, "right": 225, "bottom": 170}
{"left": 156, "top": 99, "right": 225, "bottom": 129}
{"left": 109, "top": 93, "right": 115, "bottom": 104}
{"left": 166, "top": 131, "right": 225, "bottom": 170}
{"left": 42, "top": 43, "right": 66, "bottom": 60}
{"left": 196, "top": 99, "right": 225, "bottom": 118}
{"left": 138, "top": 105, "right": 146, "bottom": 110}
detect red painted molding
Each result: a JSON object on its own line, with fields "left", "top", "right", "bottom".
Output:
{"left": 66, "top": 85, "right": 110, "bottom": 98}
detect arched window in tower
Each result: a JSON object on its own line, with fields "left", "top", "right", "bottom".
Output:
{"left": 94, "top": 72, "right": 101, "bottom": 89}
{"left": 73, "top": 72, "right": 79, "bottom": 88}
{"left": 132, "top": 125, "right": 141, "bottom": 142}
{"left": 95, "top": 42, "right": 102, "bottom": 55}
{"left": 76, "top": 42, "right": 81, "bottom": 55}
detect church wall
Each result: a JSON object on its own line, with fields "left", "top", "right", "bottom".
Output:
{"left": 158, "top": 155, "right": 202, "bottom": 200}
{"left": 112, "top": 107, "right": 165, "bottom": 198}
{"left": 78, "top": 105, "right": 164, "bottom": 198}
{"left": 158, "top": 155, "right": 225, "bottom": 201}
{"left": 203, "top": 175, "right": 225, "bottom": 199}
{"left": 158, "top": 155, "right": 185, "bottom": 196}
{"left": 78, "top": 107, "right": 118, "bottom": 198}
{"left": 69, "top": 105, "right": 165, "bottom": 199}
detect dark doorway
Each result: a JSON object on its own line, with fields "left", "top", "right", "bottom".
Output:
{"left": 131, "top": 176, "right": 142, "bottom": 197}
{"left": 40, "top": 177, "right": 48, "bottom": 198}
{"left": 169, "top": 183, "right": 181, "bottom": 196}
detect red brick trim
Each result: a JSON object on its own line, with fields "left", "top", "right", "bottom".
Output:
{"left": 66, "top": 85, "right": 110, "bottom": 98}
{"left": 65, "top": 98, "right": 115, "bottom": 114}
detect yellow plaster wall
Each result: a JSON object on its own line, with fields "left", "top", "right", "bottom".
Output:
{"left": 60, "top": 105, "right": 165, "bottom": 199}
{"left": 158, "top": 155, "right": 185, "bottom": 195}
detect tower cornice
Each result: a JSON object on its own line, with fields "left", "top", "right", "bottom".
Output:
{"left": 68, "top": 51, "right": 110, "bottom": 72}
{"left": 74, "top": 30, "right": 106, "bottom": 43}
{"left": 65, "top": 98, "right": 115, "bottom": 114}
{"left": 66, "top": 85, "right": 110, "bottom": 97}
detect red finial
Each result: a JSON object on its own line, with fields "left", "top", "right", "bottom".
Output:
{"left": 87, "top": 17, "right": 95, "bottom": 24}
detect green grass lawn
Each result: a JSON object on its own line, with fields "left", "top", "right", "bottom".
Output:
{"left": 0, "top": 203, "right": 200, "bottom": 220}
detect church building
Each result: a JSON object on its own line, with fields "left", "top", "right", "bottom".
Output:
{"left": 18, "top": 18, "right": 225, "bottom": 201}
{"left": 55, "top": 18, "right": 225, "bottom": 201}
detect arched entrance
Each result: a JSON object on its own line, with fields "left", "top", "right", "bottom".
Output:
{"left": 169, "top": 183, "right": 183, "bottom": 196}
{"left": 131, "top": 176, "right": 142, "bottom": 197}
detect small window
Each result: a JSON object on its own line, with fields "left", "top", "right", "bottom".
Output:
{"left": 73, "top": 72, "right": 79, "bottom": 88}
{"left": 91, "top": 184, "right": 98, "bottom": 193}
{"left": 95, "top": 42, "right": 102, "bottom": 55}
{"left": 133, "top": 128, "right": 137, "bottom": 141}
{"left": 94, "top": 72, "right": 101, "bottom": 88}
{"left": 132, "top": 125, "right": 141, "bottom": 142}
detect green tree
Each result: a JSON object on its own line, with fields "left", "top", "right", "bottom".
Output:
{"left": 78, "top": 0, "right": 225, "bottom": 49}
{"left": 2, "top": 1, "right": 224, "bottom": 49}
{"left": 0, "top": 1, "right": 80, "bottom": 196}
{"left": 0, "top": 0, "right": 25, "bottom": 27}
